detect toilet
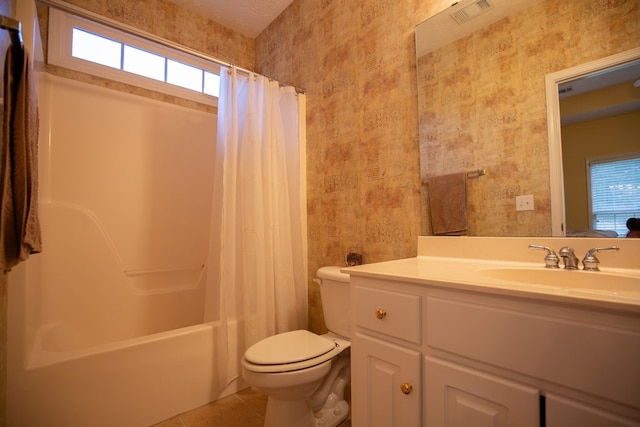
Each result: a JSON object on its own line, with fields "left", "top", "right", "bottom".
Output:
{"left": 241, "top": 266, "right": 351, "bottom": 427}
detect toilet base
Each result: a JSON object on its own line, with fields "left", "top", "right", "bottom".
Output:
{"left": 264, "top": 397, "right": 316, "bottom": 427}
{"left": 313, "top": 399, "right": 349, "bottom": 427}
{"left": 263, "top": 397, "right": 349, "bottom": 427}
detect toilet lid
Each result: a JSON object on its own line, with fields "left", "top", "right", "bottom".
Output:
{"left": 244, "top": 330, "right": 337, "bottom": 366}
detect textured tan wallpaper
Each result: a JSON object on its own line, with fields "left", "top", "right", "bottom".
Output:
{"left": 255, "top": 0, "right": 639, "bottom": 332}
{"left": 255, "top": 0, "right": 449, "bottom": 333}
{"left": 418, "top": 0, "right": 639, "bottom": 237}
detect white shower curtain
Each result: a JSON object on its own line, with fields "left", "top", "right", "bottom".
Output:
{"left": 208, "top": 66, "right": 308, "bottom": 392}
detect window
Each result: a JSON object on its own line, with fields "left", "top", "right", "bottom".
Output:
{"left": 588, "top": 153, "right": 640, "bottom": 236}
{"left": 122, "top": 45, "right": 165, "bottom": 81}
{"left": 71, "top": 28, "right": 121, "bottom": 69}
{"left": 49, "top": 9, "right": 220, "bottom": 105}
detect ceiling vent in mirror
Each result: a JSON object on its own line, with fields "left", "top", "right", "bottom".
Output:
{"left": 450, "top": 0, "right": 494, "bottom": 25}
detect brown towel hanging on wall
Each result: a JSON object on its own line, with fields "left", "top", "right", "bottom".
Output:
{"left": 427, "top": 172, "right": 468, "bottom": 235}
{"left": 0, "top": 42, "right": 41, "bottom": 272}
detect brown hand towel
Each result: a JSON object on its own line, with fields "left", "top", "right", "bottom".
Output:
{"left": 1, "top": 45, "right": 41, "bottom": 272}
{"left": 427, "top": 172, "right": 467, "bottom": 235}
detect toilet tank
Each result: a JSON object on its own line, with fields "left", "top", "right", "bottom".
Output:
{"left": 317, "top": 266, "right": 351, "bottom": 338}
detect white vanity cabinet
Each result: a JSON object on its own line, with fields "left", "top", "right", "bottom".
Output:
{"left": 350, "top": 280, "right": 423, "bottom": 426}
{"left": 349, "top": 274, "right": 640, "bottom": 427}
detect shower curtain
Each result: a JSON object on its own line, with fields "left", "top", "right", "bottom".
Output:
{"left": 209, "top": 66, "right": 308, "bottom": 392}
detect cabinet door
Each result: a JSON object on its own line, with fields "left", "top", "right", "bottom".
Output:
{"left": 425, "top": 356, "right": 539, "bottom": 427}
{"left": 547, "top": 393, "right": 640, "bottom": 427}
{"left": 351, "top": 333, "right": 422, "bottom": 427}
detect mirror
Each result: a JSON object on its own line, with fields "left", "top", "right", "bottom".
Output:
{"left": 416, "top": 0, "right": 640, "bottom": 237}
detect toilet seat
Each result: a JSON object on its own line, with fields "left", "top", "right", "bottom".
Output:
{"left": 242, "top": 330, "right": 341, "bottom": 373}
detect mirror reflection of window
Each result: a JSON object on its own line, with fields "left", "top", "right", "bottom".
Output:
{"left": 588, "top": 155, "right": 640, "bottom": 236}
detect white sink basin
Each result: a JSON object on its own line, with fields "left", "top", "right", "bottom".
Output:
{"left": 478, "top": 268, "right": 640, "bottom": 300}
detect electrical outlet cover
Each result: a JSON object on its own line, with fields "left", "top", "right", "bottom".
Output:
{"left": 516, "top": 195, "right": 534, "bottom": 211}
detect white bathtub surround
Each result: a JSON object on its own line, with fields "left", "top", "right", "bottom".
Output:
{"left": 8, "top": 64, "right": 308, "bottom": 426}
{"left": 211, "top": 66, "right": 308, "bottom": 392}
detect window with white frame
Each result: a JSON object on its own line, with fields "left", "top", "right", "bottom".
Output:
{"left": 588, "top": 153, "right": 640, "bottom": 236}
{"left": 48, "top": 8, "right": 220, "bottom": 105}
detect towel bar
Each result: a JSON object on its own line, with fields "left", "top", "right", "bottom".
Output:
{"left": 466, "top": 169, "right": 486, "bottom": 179}
{"left": 0, "top": 14, "right": 23, "bottom": 47}
{"left": 422, "top": 169, "right": 486, "bottom": 184}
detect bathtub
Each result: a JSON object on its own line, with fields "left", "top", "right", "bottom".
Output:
{"left": 7, "top": 202, "right": 245, "bottom": 426}
{"left": 8, "top": 316, "right": 246, "bottom": 427}
{"left": 6, "top": 74, "right": 240, "bottom": 426}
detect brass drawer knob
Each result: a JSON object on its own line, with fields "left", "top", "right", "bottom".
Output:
{"left": 400, "top": 383, "right": 413, "bottom": 395}
{"left": 375, "top": 308, "right": 387, "bottom": 319}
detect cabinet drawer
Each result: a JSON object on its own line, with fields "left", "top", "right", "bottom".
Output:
{"left": 353, "top": 285, "right": 422, "bottom": 344}
{"left": 426, "top": 296, "right": 640, "bottom": 410}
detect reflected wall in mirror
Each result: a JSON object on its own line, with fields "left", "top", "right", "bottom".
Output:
{"left": 416, "top": 0, "right": 639, "bottom": 237}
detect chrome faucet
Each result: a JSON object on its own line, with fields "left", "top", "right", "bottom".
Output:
{"left": 558, "top": 247, "right": 579, "bottom": 270}
{"left": 582, "top": 246, "right": 620, "bottom": 271}
{"left": 528, "top": 244, "right": 560, "bottom": 268}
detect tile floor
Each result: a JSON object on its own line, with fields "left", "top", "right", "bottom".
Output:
{"left": 153, "top": 387, "right": 352, "bottom": 427}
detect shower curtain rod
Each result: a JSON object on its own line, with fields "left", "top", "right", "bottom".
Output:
{"left": 35, "top": 0, "right": 305, "bottom": 94}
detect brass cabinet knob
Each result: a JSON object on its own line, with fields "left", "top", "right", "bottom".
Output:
{"left": 400, "top": 383, "right": 413, "bottom": 395}
{"left": 375, "top": 308, "right": 387, "bottom": 319}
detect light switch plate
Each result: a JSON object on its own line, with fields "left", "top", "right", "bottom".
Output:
{"left": 516, "top": 195, "right": 534, "bottom": 211}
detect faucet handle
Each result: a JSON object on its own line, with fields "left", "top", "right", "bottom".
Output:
{"left": 528, "top": 244, "right": 560, "bottom": 268}
{"left": 582, "top": 246, "right": 620, "bottom": 271}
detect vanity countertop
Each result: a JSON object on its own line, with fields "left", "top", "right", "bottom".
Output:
{"left": 343, "top": 236, "right": 640, "bottom": 313}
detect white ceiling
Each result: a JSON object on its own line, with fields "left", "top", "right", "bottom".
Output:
{"left": 559, "top": 61, "right": 640, "bottom": 98}
{"left": 559, "top": 60, "right": 640, "bottom": 126}
{"left": 166, "top": 0, "right": 295, "bottom": 38}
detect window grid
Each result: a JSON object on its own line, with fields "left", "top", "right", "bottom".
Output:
{"left": 72, "top": 30, "right": 216, "bottom": 96}
{"left": 50, "top": 8, "right": 220, "bottom": 105}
